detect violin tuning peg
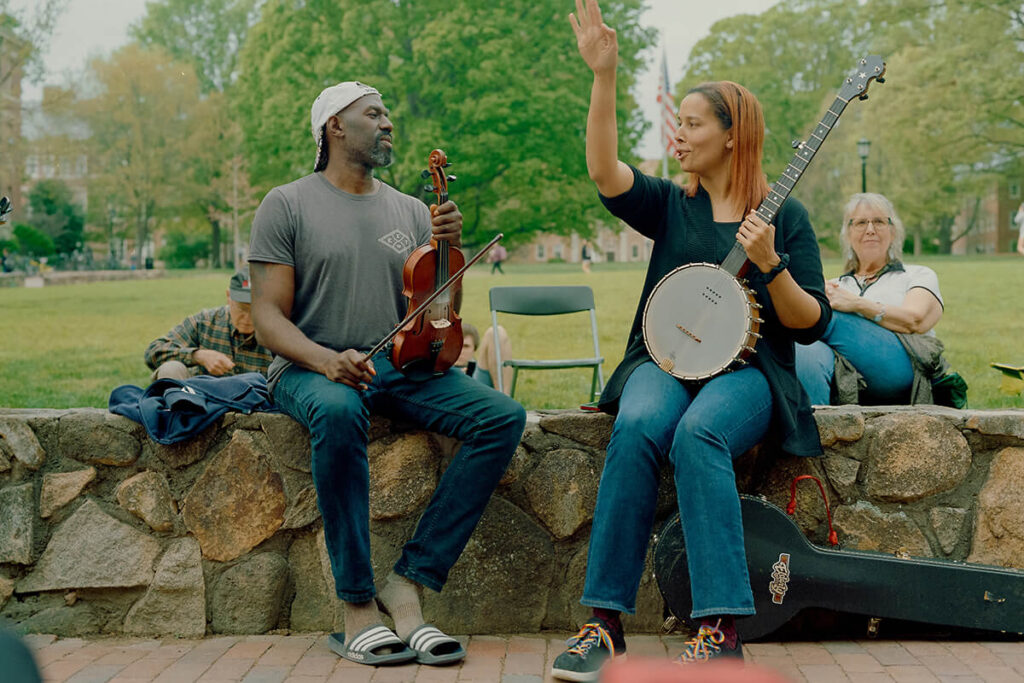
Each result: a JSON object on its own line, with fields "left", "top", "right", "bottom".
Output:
{"left": 446, "top": 174, "right": 457, "bottom": 182}
{"left": 424, "top": 185, "right": 437, "bottom": 193}
{"left": 443, "top": 162, "right": 452, "bottom": 168}
{"left": 421, "top": 170, "right": 431, "bottom": 179}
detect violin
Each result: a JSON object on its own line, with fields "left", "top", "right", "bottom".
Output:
{"left": 390, "top": 149, "right": 466, "bottom": 381}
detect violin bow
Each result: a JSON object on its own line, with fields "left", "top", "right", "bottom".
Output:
{"left": 367, "top": 233, "right": 504, "bottom": 359}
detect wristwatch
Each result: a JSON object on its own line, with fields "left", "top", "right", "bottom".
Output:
{"left": 871, "top": 305, "right": 886, "bottom": 323}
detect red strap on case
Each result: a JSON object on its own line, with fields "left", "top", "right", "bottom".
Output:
{"left": 787, "top": 474, "right": 839, "bottom": 546}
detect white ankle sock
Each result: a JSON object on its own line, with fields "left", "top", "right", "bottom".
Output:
{"left": 342, "top": 598, "right": 382, "bottom": 645}
{"left": 377, "top": 571, "right": 424, "bottom": 641}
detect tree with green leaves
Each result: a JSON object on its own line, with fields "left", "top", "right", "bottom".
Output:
{"left": 0, "top": 0, "right": 66, "bottom": 88}
{"left": 130, "top": 0, "right": 262, "bottom": 95}
{"left": 25, "top": 178, "right": 84, "bottom": 255}
{"left": 232, "top": 0, "right": 654, "bottom": 246}
{"left": 76, "top": 45, "right": 202, "bottom": 269}
{"left": 677, "top": 0, "right": 1023, "bottom": 255}
{"left": 131, "top": 0, "right": 264, "bottom": 265}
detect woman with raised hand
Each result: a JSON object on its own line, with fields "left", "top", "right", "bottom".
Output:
{"left": 551, "top": 0, "right": 831, "bottom": 678}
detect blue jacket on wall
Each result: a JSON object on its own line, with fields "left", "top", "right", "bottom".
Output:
{"left": 109, "top": 372, "right": 276, "bottom": 445}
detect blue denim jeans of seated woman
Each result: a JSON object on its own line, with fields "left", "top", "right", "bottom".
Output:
{"left": 795, "top": 311, "right": 914, "bottom": 405}
{"left": 581, "top": 361, "right": 772, "bottom": 619}
{"left": 273, "top": 357, "right": 526, "bottom": 603}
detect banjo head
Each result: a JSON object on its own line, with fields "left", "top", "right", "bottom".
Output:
{"left": 642, "top": 263, "right": 756, "bottom": 381}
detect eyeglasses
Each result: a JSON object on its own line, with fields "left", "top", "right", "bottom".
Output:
{"left": 849, "top": 217, "right": 891, "bottom": 231}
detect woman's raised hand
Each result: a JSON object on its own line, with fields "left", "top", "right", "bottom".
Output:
{"left": 569, "top": 0, "right": 618, "bottom": 75}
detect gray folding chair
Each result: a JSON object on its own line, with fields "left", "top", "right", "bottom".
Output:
{"left": 488, "top": 285, "right": 604, "bottom": 401}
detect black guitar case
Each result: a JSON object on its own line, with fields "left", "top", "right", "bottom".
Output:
{"left": 654, "top": 494, "right": 1024, "bottom": 640}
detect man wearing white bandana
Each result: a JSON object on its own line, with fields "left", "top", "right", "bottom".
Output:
{"left": 248, "top": 81, "right": 525, "bottom": 668}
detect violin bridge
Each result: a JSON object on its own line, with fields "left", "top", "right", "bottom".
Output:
{"left": 429, "top": 319, "right": 452, "bottom": 330}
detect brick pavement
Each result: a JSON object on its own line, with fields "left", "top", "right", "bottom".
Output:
{"left": 19, "top": 632, "right": 1024, "bottom": 683}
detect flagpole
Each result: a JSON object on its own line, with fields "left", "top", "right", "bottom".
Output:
{"left": 658, "top": 40, "right": 672, "bottom": 179}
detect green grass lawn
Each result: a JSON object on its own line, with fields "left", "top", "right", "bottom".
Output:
{"left": 1, "top": 255, "right": 1022, "bottom": 410}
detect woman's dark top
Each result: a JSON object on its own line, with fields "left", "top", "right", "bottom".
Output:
{"left": 597, "top": 166, "right": 832, "bottom": 457}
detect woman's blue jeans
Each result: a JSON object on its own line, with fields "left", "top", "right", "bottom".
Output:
{"left": 582, "top": 362, "right": 772, "bottom": 618}
{"left": 273, "top": 357, "right": 526, "bottom": 603}
{"left": 795, "top": 311, "right": 914, "bottom": 405}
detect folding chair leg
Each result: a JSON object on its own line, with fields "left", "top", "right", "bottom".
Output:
{"left": 509, "top": 368, "right": 520, "bottom": 399}
{"left": 590, "top": 369, "right": 599, "bottom": 402}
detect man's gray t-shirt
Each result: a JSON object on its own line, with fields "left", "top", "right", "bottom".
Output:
{"left": 248, "top": 172, "right": 432, "bottom": 389}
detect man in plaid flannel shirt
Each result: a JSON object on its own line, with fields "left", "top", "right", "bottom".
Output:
{"left": 145, "top": 270, "right": 272, "bottom": 379}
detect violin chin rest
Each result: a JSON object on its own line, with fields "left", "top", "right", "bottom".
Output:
{"left": 398, "top": 358, "right": 444, "bottom": 383}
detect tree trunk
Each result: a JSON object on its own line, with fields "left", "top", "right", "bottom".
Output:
{"left": 210, "top": 217, "right": 222, "bottom": 268}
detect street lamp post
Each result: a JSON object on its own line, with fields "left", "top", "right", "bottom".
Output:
{"left": 857, "top": 137, "right": 871, "bottom": 193}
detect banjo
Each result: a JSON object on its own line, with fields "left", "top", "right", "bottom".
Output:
{"left": 642, "top": 56, "right": 887, "bottom": 381}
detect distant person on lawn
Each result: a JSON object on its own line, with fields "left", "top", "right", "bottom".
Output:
{"left": 144, "top": 269, "right": 272, "bottom": 380}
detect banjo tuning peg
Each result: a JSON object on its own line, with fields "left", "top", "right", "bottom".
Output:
{"left": 791, "top": 139, "right": 803, "bottom": 149}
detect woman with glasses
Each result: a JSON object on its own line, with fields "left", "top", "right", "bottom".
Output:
{"left": 795, "top": 193, "right": 949, "bottom": 405}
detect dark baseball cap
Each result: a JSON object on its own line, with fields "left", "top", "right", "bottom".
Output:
{"left": 229, "top": 270, "right": 251, "bottom": 303}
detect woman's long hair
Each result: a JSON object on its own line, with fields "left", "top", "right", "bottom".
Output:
{"left": 839, "top": 193, "right": 905, "bottom": 273}
{"left": 682, "top": 81, "right": 770, "bottom": 215}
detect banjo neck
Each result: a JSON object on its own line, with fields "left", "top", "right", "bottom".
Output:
{"left": 720, "top": 56, "right": 887, "bottom": 278}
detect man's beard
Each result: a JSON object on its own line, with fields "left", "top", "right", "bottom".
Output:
{"left": 368, "top": 137, "right": 393, "bottom": 168}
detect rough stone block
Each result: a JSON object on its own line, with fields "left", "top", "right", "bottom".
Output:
{"left": 17, "top": 499, "right": 161, "bottom": 592}
{"left": 864, "top": 414, "right": 971, "bottom": 503}
{"left": 124, "top": 537, "right": 205, "bottom": 637}
{"left": 538, "top": 411, "right": 614, "bottom": 448}
{"left": 969, "top": 446, "right": 1024, "bottom": 569}
{"left": 423, "top": 496, "right": 554, "bottom": 634}
{"left": 523, "top": 449, "right": 599, "bottom": 540}
{"left": 0, "top": 417, "right": 45, "bottom": 469}
{"left": 833, "top": 501, "right": 931, "bottom": 557}
{"left": 964, "top": 412, "right": 1024, "bottom": 440}
{"left": 58, "top": 411, "right": 140, "bottom": 466}
{"left": 40, "top": 468, "right": 97, "bottom": 519}
{"left": 182, "top": 430, "right": 286, "bottom": 562}
{"left": 260, "top": 413, "right": 312, "bottom": 473}
{"left": 814, "top": 407, "right": 866, "bottom": 448}
{"left": 0, "top": 483, "right": 35, "bottom": 564}
{"left": 116, "top": 470, "right": 177, "bottom": 532}
{"left": 930, "top": 506, "right": 968, "bottom": 555}
{"left": 289, "top": 530, "right": 333, "bottom": 632}
{"left": 211, "top": 552, "right": 289, "bottom": 634}
{"left": 369, "top": 432, "right": 440, "bottom": 521}
{"left": 281, "top": 485, "right": 320, "bottom": 530}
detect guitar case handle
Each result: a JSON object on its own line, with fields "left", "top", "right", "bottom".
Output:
{"left": 787, "top": 475, "right": 839, "bottom": 546}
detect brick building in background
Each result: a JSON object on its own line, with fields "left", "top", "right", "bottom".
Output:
{"left": 952, "top": 174, "right": 1024, "bottom": 255}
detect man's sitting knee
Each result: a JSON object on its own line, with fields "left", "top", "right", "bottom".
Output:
{"left": 153, "top": 360, "right": 191, "bottom": 380}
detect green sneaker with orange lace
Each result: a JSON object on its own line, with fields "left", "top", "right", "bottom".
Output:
{"left": 550, "top": 617, "right": 626, "bottom": 681}
{"left": 678, "top": 620, "right": 744, "bottom": 663}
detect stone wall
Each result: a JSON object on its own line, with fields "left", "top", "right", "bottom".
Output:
{"left": 1, "top": 406, "right": 1023, "bottom": 638}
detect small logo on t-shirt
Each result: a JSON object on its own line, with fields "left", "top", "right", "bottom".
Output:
{"left": 379, "top": 230, "right": 414, "bottom": 254}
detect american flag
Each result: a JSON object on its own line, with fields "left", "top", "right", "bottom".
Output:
{"left": 656, "top": 48, "right": 677, "bottom": 160}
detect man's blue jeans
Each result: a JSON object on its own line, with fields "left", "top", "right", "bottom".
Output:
{"left": 273, "top": 357, "right": 526, "bottom": 603}
{"left": 582, "top": 362, "right": 772, "bottom": 618}
{"left": 795, "top": 311, "right": 914, "bottom": 405}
